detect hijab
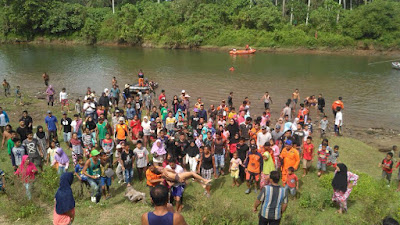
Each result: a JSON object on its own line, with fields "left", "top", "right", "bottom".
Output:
{"left": 186, "top": 141, "right": 199, "bottom": 157}
{"left": 55, "top": 172, "right": 75, "bottom": 215}
{"left": 15, "top": 155, "right": 37, "bottom": 183}
{"left": 46, "top": 85, "right": 55, "bottom": 95}
{"left": 54, "top": 148, "right": 70, "bottom": 165}
{"left": 332, "top": 163, "right": 348, "bottom": 193}
{"left": 151, "top": 139, "right": 166, "bottom": 155}
{"left": 36, "top": 125, "right": 46, "bottom": 139}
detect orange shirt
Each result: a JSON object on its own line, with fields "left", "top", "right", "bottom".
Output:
{"left": 297, "top": 108, "right": 309, "bottom": 122}
{"left": 280, "top": 147, "right": 300, "bottom": 170}
{"left": 116, "top": 124, "right": 128, "bottom": 140}
{"left": 250, "top": 128, "right": 260, "bottom": 142}
{"left": 332, "top": 100, "right": 344, "bottom": 110}
{"left": 146, "top": 169, "right": 161, "bottom": 187}
{"left": 245, "top": 151, "right": 263, "bottom": 173}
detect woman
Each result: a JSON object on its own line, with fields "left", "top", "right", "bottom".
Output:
{"left": 172, "top": 96, "right": 179, "bottom": 115}
{"left": 1, "top": 124, "right": 12, "bottom": 149}
{"left": 15, "top": 155, "right": 37, "bottom": 200}
{"left": 151, "top": 139, "right": 167, "bottom": 166}
{"left": 69, "top": 133, "right": 84, "bottom": 166}
{"left": 197, "top": 146, "right": 216, "bottom": 198}
{"left": 85, "top": 116, "right": 96, "bottom": 140}
{"left": 53, "top": 148, "right": 70, "bottom": 175}
{"left": 185, "top": 141, "right": 200, "bottom": 172}
{"left": 53, "top": 172, "right": 75, "bottom": 225}
{"left": 141, "top": 116, "right": 151, "bottom": 148}
{"left": 331, "top": 163, "right": 359, "bottom": 214}
{"left": 130, "top": 115, "right": 143, "bottom": 140}
{"left": 34, "top": 125, "right": 48, "bottom": 161}
{"left": 46, "top": 85, "right": 56, "bottom": 106}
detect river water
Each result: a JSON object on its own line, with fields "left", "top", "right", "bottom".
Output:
{"left": 0, "top": 44, "right": 399, "bottom": 129}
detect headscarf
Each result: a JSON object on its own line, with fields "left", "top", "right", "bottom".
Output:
{"left": 15, "top": 155, "right": 37, "bottom": 183}
{"left": 46, "top": 85, "right": 55, "bottom": 96}
{"left": 175, "top": 109, "right": 185, "bottom": 120}
{"left": 55, "top": 172, "right": 75, "bottom": 215}
{"left": 54, "top": 148, "right": 69, "bottom": 165}
{"left": 291, "top": 118, "right": 299, "bottom": 131}
{"left": 186, "top": 141, "right": 199, "bottom": 157}
{"left": 151, "top": 139, "right": 166, "bottom": 155}
{"left": 332, "top": 163, "right": 348, "bottom": 193}
{"left": 36, "top": 125, "right": 46, "bottom": 139}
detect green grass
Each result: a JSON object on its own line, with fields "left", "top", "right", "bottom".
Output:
{"left": 0, "top": 94, "right": 399, "bottom": 224}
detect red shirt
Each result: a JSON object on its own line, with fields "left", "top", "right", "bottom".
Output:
{"left": 286, "top": 173, "right": 298, "bottom": 188}
{"left": 302, "top": 142, "right": 314, "bottom": 161}
{"left": 318, "top": 149, "right": 329, "bottom": 163}
{"left": 382, "top": 159, "right": 393, "bottom": 173}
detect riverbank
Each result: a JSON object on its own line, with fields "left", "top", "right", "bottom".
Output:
{"left": 5, "top": 38, "right": 400, "bottom": 57}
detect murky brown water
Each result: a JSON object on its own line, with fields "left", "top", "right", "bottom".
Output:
{"left": 0, "top": 44, "right": 399, "bottom": 129}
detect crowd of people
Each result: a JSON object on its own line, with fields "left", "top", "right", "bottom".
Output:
{"left": 1, "top": 70, "right": 395, "bottom": 225}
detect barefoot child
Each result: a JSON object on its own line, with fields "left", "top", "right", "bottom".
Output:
{"left": 100, "top": 152, "right": 112, "bottom": 200}
{"left": 380, "top": 152, "right": 394, "bottom": 186}
{"left": 317, "top": 144, "right": 329, "bottom": 177}
{"left": 302, "top": 137, "right": 314, "bottom": 177}
{"left": 285, "top": 167, "right": 298, "bottom": 198}
{"left": 319, "top": 116, "right": 328, "bottom": 138}
{"left": 229, "top": 152, "right": 243, "bottom": 187}
{"left": 328, "top": 145, "right": 339, "bottom": 168}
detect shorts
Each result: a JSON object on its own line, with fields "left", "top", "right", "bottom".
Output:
{"left": 327, "top": 162, "right": 337, "bottom": 168}
{"left": 286, "top": 186, "right": 297, "bottom": 196}
{"left": 201, "top": 168, "right": 213, "bottom": 181}
{"left": 30, "top": 156, "right": 42, "bottom": 168}
{"left": 214, "top": 154, "right": 225, "bottom": 168}
{"left": 80, "top": 174, "right": 88, "bottom": 182}
{"left": 63, "top": 132, "right": 71, "bottom": 142}
{"left": 302, "top": 159, "right": 312, "bottom": 169}
{"left": 171, "top": 185, "right": 185, "bottom": 197}
{"left": 230, "top": 169, "right": 239, "bottom": 179}
{"left": 100, "top": 177, "right": 112, "bottom": 187}
{"left": 61, "top": 99, "right": 68, "bottom": 106}
{"left": 246, "top": 171, "right": 260, "bottom": 182}
{"left": 317, "top": 161, "right": 326, "bottom": 171}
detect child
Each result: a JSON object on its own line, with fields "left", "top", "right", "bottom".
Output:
{"left": 2, "top": 79, "right": 10, "bottom": 97}
{"left": 75, "top": 99, "right": 82, "bottom": 117}
{"left": 11, "top": 138, "right": 26, "bottom": 171}
{"left": 133, "top": 140, "right": 149, "bottom": 181}
{"left": 327, "top": 145, "right": 339, "bottom": 168}
{"left": 14, "top": 85, "right": 22, "bottom": 105}
{"left": 69, "top": 133, "right": 84, "bottom": 166}
{"left": 317, "top": 144, "right": 329, "bottom": 177}
{"left": 101, "top": 133, "right": 114, "bottom": 167}
{"left": 319, "top": 116, "right": 328, "bottom": 138}
{"left": 74, "top": 156, "right": 89, "bottom": 195}
{"left": 14, "top": 155, "right": 37, "bottom": 200}
{"left": 53, "top": 148, "right": 70, "bottom": 175}
{"left": 302, "top": 136, "right": 314, "bottom": 177}
{"left": 100, "top": 152, "right": 112, "bottom": 200}
{"left": 380, "top": 152, "right": 393, "bottom": 186}
{"left": 82, "top": 128, "right": 94, "bottom": 159}
{"left": 305, "top": 118, "right": 313, "bottom": 133}
{"left": 229, "top": 152, "right": 243, "bottom": 187}
{"left": 0, "top": 169, "right": 5, "bottom": 192}
{"left": 285, "top": 167, "right": 298, "bottom": 198}
{"left": 60, "top": 88, "right": 69, "bottom": 112}
{"left": 47, "top": 141, "right": 58, "bottom": 165}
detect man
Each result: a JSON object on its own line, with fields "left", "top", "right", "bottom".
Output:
{"left": 227, "top": 92, "right": 233, "bottom": 109}
{"left": 0, "top": 107, "right": 9, "bottom": 134}
{"left": 335, "top": 107, "right": 343, "bottom": 136}
{"left": 296, "top": 103, "right": 308, "bottom": 127}
{"left": 82, "top": 150, "right": 102, "bottom": 203}
{"left": 141, "top": 185, "right": 187, "bottom": 225}
{"left": 244, "top": 145, "right": 263, "bottom": 194}
{"left": 239, "top": 117, "right": 253, "bottom": 144}
{"left": 317, "top": 94, "right": 325, "bottom": 114}
{"left": 280, "top": 140, "right": 300, "bottom": 183}
{"left": 331, "top": 97, "right": 344, "bottom": 117}
{"left": 98, "top": 92, "right": 110, "bottom": 117}
{"left": 45, "top": 110, "right": 58, "bottom": 141}
{"left": 115, "top": 117, "right": 129, "bottom": 144}
{"left": 253, "top": 171, "right": 288, "bottom": 225}
{"left": 292, "top": 124, "right": 305, "bottom": 148}
{"left": 212, "top": 131, "right": 228, "bottom": 177}
{"left": 16, "top": 120, "right": 28, "bottom": 141}
{"left": 236, "top": 138, "right": 249, "bottom": 182}
{"left": 199, "top": 104, "right": 207, "bottom": 121}
{"left": 166, "top": 159, "right": 185, "bottom": 212}
{"left": 146, "top": 162, "right": 163, "bottom": 188}
{"left": 271, "top": 125, "right": 283, "bottom": 142}
{"left": 22, "top": 131, "right": 43, "bottom": 171}
{"left": 280, "top": 103, "right": 292, "bottom": 121}
{"left": 20, "top": 110, "right": 32, "bottom": 132}
{"left": 83, "top": 98, "right": 96, "bottom": 120}
{"left": 60, "top": 112, "right": 72, "bottom": 143}
{"left": 208, "top": 104, "right": 217, "bottom": 122}
{"left": 189, "top": 108, "right": 200, "bottom": 129}
{"left": 257, "top": 126, "right": 272, "bottom": 150}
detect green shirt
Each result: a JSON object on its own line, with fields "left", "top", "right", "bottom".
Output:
{"left": 262, "top": 152, "right": 276, "bottom": 175}
{"left": 7, "top": 138, "right": 14, "bottom": 155}
{"left": 161, "top": 107, "right": 168, "bottom": 120}
{"left": 97, "top": 122, "right": 107, "bottom": 140}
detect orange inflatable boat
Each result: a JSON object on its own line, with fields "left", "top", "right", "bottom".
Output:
{"left": 229, "top": 49, "right": 256, "bottom": 55}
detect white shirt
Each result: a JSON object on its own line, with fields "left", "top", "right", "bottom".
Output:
{"left": 165, "top": 164, "right": 184, "bottom": 187}
{"left": 257, "top": 132, "right": 271, "bottom": 149}
{"left": 59, "top": 91, "right": 68, "bottom": 101}
{"left": 0, "top": 113, "right": 7, "bottom": 126}
{"left": 141, "top": 121, "right": 151, "bottom": 136}
{"left": 83, "top": 102, "right": 96, "bottom": 113}
{"left": 335, "top": 112, "right": 343, "bottom": 126}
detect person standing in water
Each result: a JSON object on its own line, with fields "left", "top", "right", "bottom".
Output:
{"left": 261, "top": 92, "right": 273, "bottom": 110}
{"left": 292, "top": 89, "right": 300, "bottom": 111}
{"left": 138, "top": 69, "right": 145, "bottom": 87}
{"left": 42, "top": 73, "right": 49, "bottom": 86}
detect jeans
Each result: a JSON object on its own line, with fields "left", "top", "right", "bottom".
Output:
{"left": 63, "top": 132, "right": 71, "bottom": 142}
{"left": 124, "top": 168, "right": 134, "bottom": 184}
{"left": 214, "top": 153, "right": 225, "bottom": 176}
{"left": 24, "top": 183, "right": 32, "bottom": 200}
{"left": 116, "top": 163, "right": 124, "bottom": 181}
{"left": 58, "top": 166, "right": 66, "bottom": 175}
{"left": 87, "top": 177, "right": 101, "bottom": 197}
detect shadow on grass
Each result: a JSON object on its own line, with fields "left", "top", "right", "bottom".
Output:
{"left": 210, "top": 176, "right": 226, "bottom": 192}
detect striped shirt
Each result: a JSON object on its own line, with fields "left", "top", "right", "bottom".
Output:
{"left": 257, "top": 185, "right": 288, "bottom": 220}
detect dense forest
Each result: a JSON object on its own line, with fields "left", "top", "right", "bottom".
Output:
{"left": 0, "top": 0, "right": 399, "bottom": 49}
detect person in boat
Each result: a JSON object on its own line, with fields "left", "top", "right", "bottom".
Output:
{"left": 138, "top": 70, "right": 145, "bottom": 87}
{"left": 245, "top": 45, "right": 250, "bottom": 50}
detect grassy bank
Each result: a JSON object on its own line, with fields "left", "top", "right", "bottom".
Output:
{"left": 0, "top": 91, "right": 399, "bottom": 224}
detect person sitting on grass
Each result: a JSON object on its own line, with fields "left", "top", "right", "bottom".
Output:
{"left": 284, "top": 167, "right": 299, "bottom": 198}
{"left": 53, "top": 172, "right": 75, "bottom": 225}
{"left": 141, "top": 185, "right": 187, "bottom": 225}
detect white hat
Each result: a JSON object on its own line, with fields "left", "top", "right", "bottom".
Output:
{"left": 181, "top": 90, "right": 185, "bottom": 93}
{"left": 104, "top": 88, "right": 109, "bottom": 93}
{"left": 119, "top": 117, "right": 125, "bottom": 121}
{"left": 185, "top": 94, "right": 190, "bottom": 98}
{"left": 125, "top": 84, "right": 130, "bottom": 89}
{"left": 116, "top": 144, "right": 122, "bottom": 149}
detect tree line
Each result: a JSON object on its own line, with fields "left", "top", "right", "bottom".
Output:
{"left": 0, "top": 0, "right": 399, "bottom": 49}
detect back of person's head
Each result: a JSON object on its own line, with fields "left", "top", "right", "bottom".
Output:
{"left": 383, "top": 217, "right": 399, "bottom": 225}
{"left": 388, "top": 152, "right": 394, "bottom": 158}
{"left": 334, "top": 145, "right": 339, "bottom": 150}
{"left": 150, "top": 185, "right": 169, "bottom": 206}
{"left": 288, "top": 167, "right": 294, "bottom": 172}
{"left": 270, "top": 171, "right": 280, "bottom": 183}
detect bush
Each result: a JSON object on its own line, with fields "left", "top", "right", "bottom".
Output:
{"left": 35, "top": 167, "right": 60, "bottom": 202}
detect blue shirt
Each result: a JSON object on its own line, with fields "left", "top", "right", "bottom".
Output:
{"left": 126, "top": 107, "right": 135, "bottom": 120}
{"left": 257, "top": 185, "right": 288, "bottom": 220}
{"left": 45, "top": 115, "right": 58, "bottom": 131}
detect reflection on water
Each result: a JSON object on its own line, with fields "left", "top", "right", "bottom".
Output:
{"left": 0, "top": 44, "right": 399, "bottom": 129}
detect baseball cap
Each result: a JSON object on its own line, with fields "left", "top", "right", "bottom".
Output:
{"left": 193, "top": 108, "right": 199, "bottom": 113}
{"left": 275, "top": 124, "right": 281, "bottom": 130}
{"left": 250, "top": 144, "right": 257, "bottom": 150}
{"left": 91, "top": 150, "right": 100, "bottom": 156}
{"left": 285, "top": 140, "right": 293, "bottom": 145}
{"left": 115, "top": 109, "right": 120, "bottom": 113}
{"left": 47, "top": 110, "right": 52, "bottom": 114}
{"left": 116, "top": 144, "right": 122, "bottom": 149}
{"left": 62, "top": 111, "right": 67, "bottom": 115}
{"left": 181, "top": 90, "right": 185, "bottom": 93}
{"left": 261, "top": 125, "right": 267, "bottom": 130}
{"left": 119, "top": 117, "right": 125, "bottom": 121}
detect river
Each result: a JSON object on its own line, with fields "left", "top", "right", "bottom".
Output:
{"left": 0, "top": 44, "right": 399, "bottom": 129}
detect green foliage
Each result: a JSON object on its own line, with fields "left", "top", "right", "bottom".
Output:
{"left": 41, "top": 2, "right": 85, "bottom": 34}
{"left": 35, "top": 167, "right": 60, "bottom": 202}
{"left": 310, "top": 0, "right": 340, "bottom": 32}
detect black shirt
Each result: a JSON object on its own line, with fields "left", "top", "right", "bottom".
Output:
{"left": 227, "top": 123, "right": 239, "bottom": 142}
{"left": 61, "top": 118, "right": 72, "bottom": 133}
{"left": 293, "top": 130, "right": 305, "bottom": 146}
{"left": 86, "top": 120, "right": 96, "bottom": 131}
{"left": 201, "top": 154, "right": 213, "bottom": 170}
{"left": 121, "top": 150, "right": 135, "bottom": 169}
{"left": 318, "top": 97, "right": 325, "bottom": 108}
{"left": 189, "top": 115, "right": 200, "bottom": 129}
{"left": 228, "top": 96, "right": 233, "bottom": 106}
{"left": 20, "top": 116, "right": 33, "bottom": 131}
{"left": 236, "top": 143, "right": 249, "bottom": 161}
{"left": 17, "top": 126, "right": 28, "bottom": 141}
{"left": 150, "top": 112, "right": 159, "bottom": 120}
